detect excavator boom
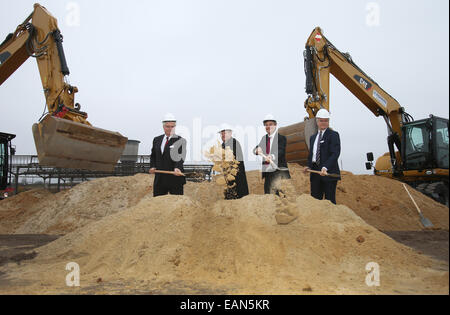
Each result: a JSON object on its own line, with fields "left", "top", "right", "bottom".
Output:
{"left": 0, "top": 3, "right": 127, "bottom": 171}
{"left": 281, "top": 27, "right": 448, "bottom": 206}
{"left": 280, "top": 27, "right": 413, "bottom": 170}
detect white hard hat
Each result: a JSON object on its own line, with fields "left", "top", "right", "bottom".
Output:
{"left": 263, "top": 114, "right": 277, "bottom": 124}
{"left": 162, "top": 113, "right": 177, "bottom": 123}
{"left": 316, "top": 109, "right": 330, "bottom": 119}
{"left": 218, "top": 124, "right": 233, "bottom": 133}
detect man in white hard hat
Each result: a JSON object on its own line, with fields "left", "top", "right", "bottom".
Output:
{"left": 219, "top": 126, "right": 249, "bottom": 199}
{"left": 149, "top": 113, "right": 187, "bottom": 197}
{"left": 304, "top": 108, "right": 341, "bottom": 204}
{"left": 253, "top": 114, "right": 291, "bottom": 195}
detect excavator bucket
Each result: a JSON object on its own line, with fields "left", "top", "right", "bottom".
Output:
{"left": 279, "top": 119, "right": 317, "bottom": 166}
{"left": 32, "top": 115, "right": 128, "bottom": 172}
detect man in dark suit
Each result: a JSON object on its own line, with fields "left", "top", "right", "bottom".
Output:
{"left": 149, "top": 113, "right": 187, "bottom": 197}
{"left": 304, "top": 109, "right": 341, "bottom": 204}
{"left": 254, "top": 115, "right": 291, "bottom": 195}
{"left": 220, "top": 127, "right": 249, "bottom": 199}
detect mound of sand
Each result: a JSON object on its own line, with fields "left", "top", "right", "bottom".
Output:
{"left": 0, "top": 189, "right": 56, "bottom": 234}
{"left": 0, "top": 164, "right": 448, "bottom": 235}
{"left": 288, "top": 165, "right": 449, "bottom": 231}
{"left": 1, "top": 194, "right": 447, "bottom": 294}
{"left": 0, "top": 174, "right": 151, "bottom": 234}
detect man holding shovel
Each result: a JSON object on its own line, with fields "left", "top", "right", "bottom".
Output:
{"left": 304, "top": 109, "right": 341, "bottom": 204}
{"left": 149, "top": 113, "right": 187, "bottom": 197}
{"left": 254, "top": 114, "right": 291, "bottom": 195}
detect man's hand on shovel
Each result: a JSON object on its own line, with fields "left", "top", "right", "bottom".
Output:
{"left": 173, "top": 168, "right": 184, "bottom": 177}
{"left": 306, "top": 169, "right": 340, "bottom": 178}
{"left": 258, "top": 152, "right": 289, "bottom": 172}
{"left": 304, "top": 167, "right": 328, "bottom": 176}
{"left": 319, "top": 167, "right": 328, "bottom": 177}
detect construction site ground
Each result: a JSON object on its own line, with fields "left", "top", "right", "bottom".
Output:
{"left": 0, "top": 164, "right": 448, "bottom": 295}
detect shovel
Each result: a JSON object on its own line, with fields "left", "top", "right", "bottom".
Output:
{"left": 307, "top": 169, "right": 341, "bottom": 178}
{"left": 402, "top": 183, "right": 434, "bottom": 228}
{"left": 258, "top": 153, "right": 289, "bottom": 172}
{"left": 153, "top": 170, "right": 186, "bottom": 177}
{"left": 151, "top": 170, "right": 205, "bottom": 179}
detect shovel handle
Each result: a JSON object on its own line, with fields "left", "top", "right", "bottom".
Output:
{"left": 257, "top": 152, "right": 290, "bottom": 172}
{"left": 153, "top": 170, "right": 186, "bottom": 177}
{"left": 307, "top": 169, "right": 340, "bottom": 178}
{"left": 258, "top": 152, "right": 279, "bottom": 169}
{"left": 402, "top": 184, "right": 423, "bottom": 215}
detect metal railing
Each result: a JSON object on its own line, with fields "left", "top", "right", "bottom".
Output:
{"left": 7, "top": 155, "right": 213, "bottom": 193}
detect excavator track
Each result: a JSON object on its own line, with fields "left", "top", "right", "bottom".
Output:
{"left": 415, "top": 182, "right": 449, "bottom": 207}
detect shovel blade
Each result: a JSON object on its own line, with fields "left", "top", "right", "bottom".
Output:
{"left": 420, "top": 216, "right": 434, "bottom": 228}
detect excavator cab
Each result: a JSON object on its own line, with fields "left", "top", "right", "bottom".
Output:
{"left": 402, "top": 116, "right": 449, "bottom": 171}
{"left": 0, "top": 133, "right": 15, "bottom": 199}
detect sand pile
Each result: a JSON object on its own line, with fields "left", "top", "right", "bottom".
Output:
{"left": 0, "top": 174, "right": 152, "bottom": 234}
{"left": 0, "top": 164, "right": 448, "bottom": 235}
{"left": 185, "top": 164, "right": 449, "bottom": 231}
{"left": 1, "top": 194, "right": 447, "bottom": 294}
{"left": 0, "top": 189, "right": 56, "bottom": 234}
{"left": 286, "top": 164, "right": 449, "bottom": 231}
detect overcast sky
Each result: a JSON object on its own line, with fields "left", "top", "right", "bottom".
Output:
{"left": 1, "top": 0, "right": 448, "bottom": 173}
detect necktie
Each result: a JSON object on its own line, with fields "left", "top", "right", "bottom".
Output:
{"left": 164, "top": 136, "right": 170, "bottom": 151}
{"left": 316, "top": 131, "right": 323, "bottom": 165}
{"left": 264, "top": 135, "right": 271, "bottom": 165}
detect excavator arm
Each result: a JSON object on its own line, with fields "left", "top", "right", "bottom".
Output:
{"left": 280, "top": 27, "right": 413, "bottom": 171}
{"left": 0, "top": 3, "right": 127, "bottom": 171}
{"left": 0, "top": 4, "right": 87, "bottom": 123}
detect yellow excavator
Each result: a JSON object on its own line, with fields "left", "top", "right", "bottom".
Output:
{"left": 0, "top": 3, "right": 127, "bottom": 171}
{"left": 280, "top": 27, "right": 449, "bottom": 206}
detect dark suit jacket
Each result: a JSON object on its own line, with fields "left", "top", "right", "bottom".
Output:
{"left": 254, "top": 133, "right": 290, "bottom": 179}
{"left": 150, "top": 134, "right": 187, "bottom": 187}
{"left": 308, "top": 129, "right": 341, "bottom": 181}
